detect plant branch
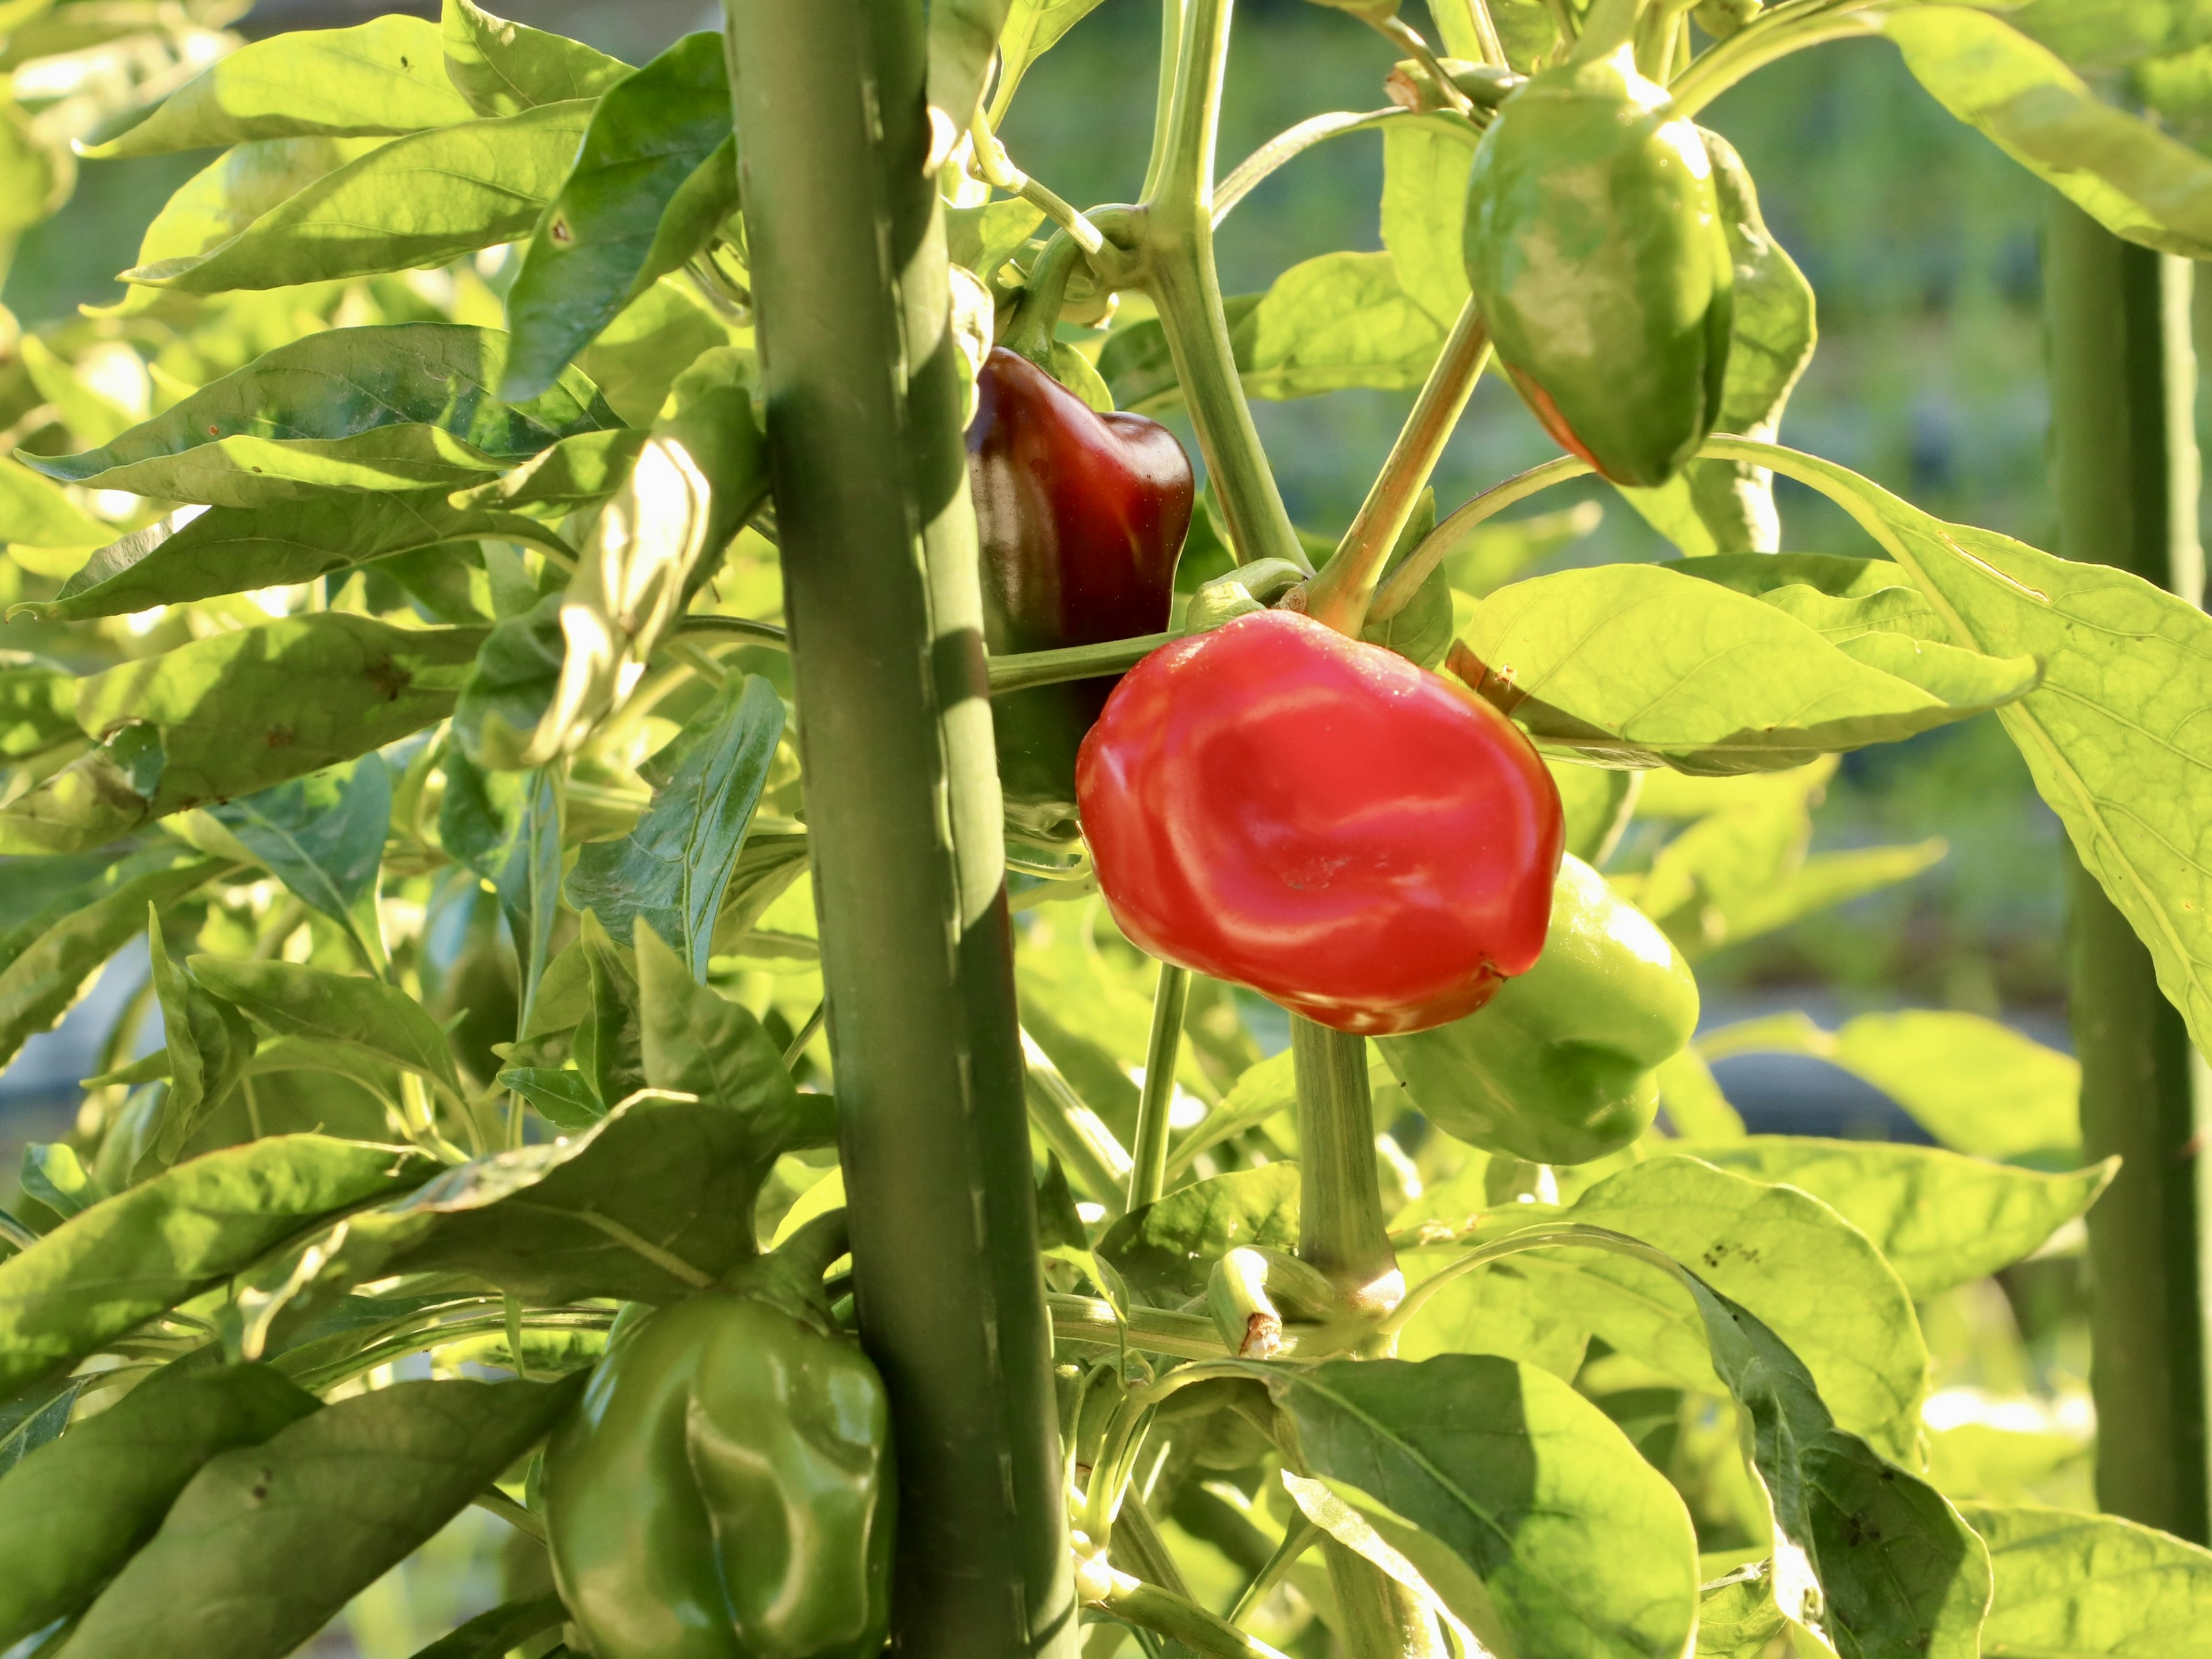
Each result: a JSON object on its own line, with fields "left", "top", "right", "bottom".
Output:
{"left": 1094, "top": 1567, "right": 1294, "bottom": 1659}
{"left": 1301, "top": 298, "right": 1490, "bottom": 634}
{"left": 1368, "top": 454, "right": 1592, "bottom": 620}
{"left": 676, "top": 613, "right": 789, "bottom": 647}
{"left": 971, "top": 114, "right": 1107, "bottom": 254}
{"left": 1048, "top": 1294, "right": 1228, "bottom": 1357}
{"left": 1214, "top": 108, "right": 1408, "bottom": 227}
{"left": 1027, "top": 1031, "right": 1136, "bottom": 1214}
{"left": 1128, "top": 963, "right": 1192, "bottom": 1209}
{"left": 1289, "top": 1019, "right": 1402, "bottom": 1331}
{"left": 1665, "top": 0, "right": 1884, "bottom": 113}
{"left": 989, "top": 631, "right": 1175, "bottom": 693}
{"left": 1363, "top": 14, "right": 1473, "bottom": 113}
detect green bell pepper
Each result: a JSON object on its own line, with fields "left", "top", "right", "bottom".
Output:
{"left": 1378, "top": 853, "right": 1698, "bottom": 1164}
{"left": 1463, "top": 44, "right": 1734, "bottom": 488}
{"left": 542, "top": 1272, "right": 893, "bottom": 1659}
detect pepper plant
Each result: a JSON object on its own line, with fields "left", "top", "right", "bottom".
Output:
{"left": 1, "top": 0, "right": 2211, "bottom": 1654}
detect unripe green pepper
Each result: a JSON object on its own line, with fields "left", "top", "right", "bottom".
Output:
{"left": 543, "top": 1281, "right": 893, "bottom": 1659}
{"left": 1377, "top": 853, "right": 1698, "bottom": 1164}
{"left": 1463, "top": 46, "right": 1733, "bottom": 488}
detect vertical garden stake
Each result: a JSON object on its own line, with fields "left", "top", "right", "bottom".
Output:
{"left": 725, "top": 0, "right": 1079, "bottom": 1648}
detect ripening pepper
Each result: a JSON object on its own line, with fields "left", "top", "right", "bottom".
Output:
{"left": 1377, "top": 852, "right": 1699, "bottom": 1164}
{"left": 1075, "top": 609, "right": 1563, "bottom": 1036}
{"left": 969, "top": 347, "right": 1192, "bottom": 842}
{"left": 542, "top": 1289, "right": 893, "bottom": 1659}
{"left": 1463, "top": 45, "right": 1733, "bottom": 488}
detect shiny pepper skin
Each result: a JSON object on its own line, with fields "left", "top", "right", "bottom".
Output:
{"left": 969, "top": 348, "right": 1192, "bottom": 842}
{"left": 1378, "top": 853, "right": 1700, "bottom": 1164}
{"left": 542, "top": 1292, "right": 893, "bottom": 1659}
{"left": 1075, "top": 610, "right": 1563, "bottom": 1035}
{"left": 1463, "top": 46, "right": 1733, "bottom": 488}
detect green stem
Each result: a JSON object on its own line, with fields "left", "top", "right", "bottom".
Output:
{"left": 1365, "top": 15, "right": 1472, "bottom": 113}
{"left": 781, "top": 998, "right": 827, "bottom": 1067}
{"left": 1301, "top": 299, "right": 1490, "bottom": 634}
{"left": 1426, "top": 0, "right": 1509, "bottom": 68}
{"left": 1094, "top": 1569, "right": 1293, "bottom": 1659}
{"left": 990, "top": 632, "right": 1176, "bottom": 693}
{"left": 1322, "top": 1544, "right": 1448, "bottom": 1659}
{"left": 1141, "top": 0, "right": 1309, "bottom": 573}
{"left": 1003, "top": 230, "right": 1086, "bottom": 368}
{"left": 1026, "top": 1030, "right": 1136, "bottom": 1214}
{"left": 1048, "top": 1293, "right": 1226, "bottom": 1357}
{"left": 1139, "top": 0, "right": 1190, "bottom": 206}
{"left": 1664, "top": 0, "right": 1880, "bottom": 114}
{"left": 2043, "top": 195, "right": 2212, "bottom": 1543}
{"left": 1226, "top": 1515, "right": 1320, "bottom": 1628}
{"left": 1128, "top": 964, "right": 1192, "bottom": 1209}
{"left": 724, "top": 1, "right": 1077, "bottom": 1649}
{"left": 1290, "top": 1019, "right": 1400, "bottom": 1319}
{"left": 1369, "top": 454, "right": 1591, "bottom": 622}
{"left": 676, "top": 613, "right": 790, "bottom": 648}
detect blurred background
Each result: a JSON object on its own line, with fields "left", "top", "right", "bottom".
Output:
{"left": 0, "top": 0, "right": 2117, "bottom": 1650}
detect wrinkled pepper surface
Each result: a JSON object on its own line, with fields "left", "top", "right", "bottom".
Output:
{"left": 1379, "top": 852, "right": 1698, "bottom": 1163}
{"left": 969, "top": 347, "right": 1191, "bottom": 842}
{"left": 1463, "top": 45, "right": 1733, "bottom": 488}
{"left": 543, "top": 1290, "right": 893, "bottom": 1659}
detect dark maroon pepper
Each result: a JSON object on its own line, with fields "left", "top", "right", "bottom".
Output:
{"left": 968, "top": 347, "right": 1194, "bottom": 842}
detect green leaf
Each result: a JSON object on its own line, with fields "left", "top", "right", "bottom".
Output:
{"left": 0, "top": 92, "right": 68, "bottom": 238}
{"left": 989, "top": 0, "right": 1107, "bottom": 118}
{"left": 1618, "top": 131, "right": 1816, "bottom": 556}
{"left": 1885, "top": 6, "right": 2212, "bottom": 259}
{"left": 710, "top": 831, "right": 812, "bottom": 956}
{"left": 576, "top": 276, "right": 740, "bottom": 426}
{"left": 1359, "top": 489, "right": 1452, "bottom": 668}
{"left": 143, "top": 914, "right": 255, "bottom": 1170}
{"left": 1549, "top": 759, "right": 1637, "bottom": 865}
{"left": 634, "top": 921, "right": 802, "bottom": 1158}
{"left": 0, "top": 1135, "right": 433, "bottom": 1398}
{"left": 15, "top": 493, "right": 571, "bottom": 623}
{"left": 1717, "top": 434, "right": 2212, "bottom": 1073}
{"left": 61, "top": 1376, "right": 584, "bottom": 1659}
{"left": 448, "top": 427, "right": 647, "bottom": 516}
{"left": 1379, "top": 117, "right": 1480, "bottom": 324}
{"left": 0, "top": 1363, "right": 320, "bottom": 1649}
{"left": 1243, "top": 252, "right": 1449, "bottom": 400}
{"left": 451, "top": 596, "right": 565, "bottom": 771}
{"left": 501, "top": 33, "right": 737, "bottom": 402}
{"left": 0, "top": 456, "right": 108, "bottom": 551}
{"left": 1527, "top": 1156, "right": 1930, "bottom": 1463}
{"left": 82, "top": 17, "right": 475, "bottom": 158}
{"left": 1098, "top": 1165, "right": 1300, "bottom": 1304}
{"left": 441, "top": 0, "right": 630, "bottom": 116}
{"left": 439, "top": 749, "right": 563, "bottom": 1024}
{"left": 21, "top": 325, "right": 622, "bottom": 509}
{"left": 495, "top": 1065, "right": 602, "bottom": 1130}
{"left": 0, "top": 850, "right": 226, "bottom": 1070}
{"left": 410, "top": 1592, "right": 570, "bottom": 1659}
{"left": 1960, "top": 1501, "right": 2212, "bottom": 1653}
{"left": 1702, "top": 1007, "right": 2082, "bottom": 1162}
{"left": 1694, "top": 1563, "right": 1791, "bottom": 1659}
{"left": 0, "top": 666, "right": 79, "bottom": 759}
{"left": 1459, "top": 562, "right": 2041, "bottom": 774}
{"left": 930, "top": 0, "right": 1013, "bottom": 146}
{"left": 566, "top": 674, "right": 784, "bottom": 978}
{"left": 1393, "top": 1255, "right": 1591, "bottom": 1377}
{"left": 1254, "top": 1354, "right": 1699, "bottom": 1659}
{"left": 193, "top": 756, "right": 392, "bottom": 959}
{"left": 1675, "top": 552, "right": 1951, "bottom": 646}
{"left": 188, "top": 957, "right": 463, "bottom": 1095}
{"left": 20, "top": 1143, "right": 104, "bottom": 1220}
{"left": 60, "top": 612, "right": 483, "bottom": 825}
{"left": 117, "top": 100, "right": 595, "bottom": 295}
{"left": 0, "top": 1373, "right": 85, "bottom": 1474}
{"left": 571, "top": 910, "right": 645, "bottom": 1111}
{"left": 945, "top": 198, "right": 1046, "bottom": 282}
{"left": 1678, "top": 1138, "right": 2113, "bottom": 1298}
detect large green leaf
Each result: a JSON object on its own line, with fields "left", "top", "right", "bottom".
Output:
{"left": 192, "top": 756, "right": 392, "bottom": 960}
{"left": 115, "top": 100, "right": 595, "bottom": 295}
{"left": 1713, "top": 435, "right": 2212, "bottom": 1067}
{"left": 60, "top": 1375, "right": 584, "bottom": 1659}
{"left": 448, "top": 427, "right": 647, "bottom": 515}
{"left": 1676, "top": 552, "right": 1952, "bottom": 646}
{"left": 1241, "top": 251, "right": 1450, "bottom": 400}
{"left": 82, "top": 17, "right": 474, "bottom": 157}
{"left": 500, "top": 32, "right": 737, "bottom": 402}
{"left": 21, "top": 325, "right": 621, "bottom": 509}
{"left": 1885, "top": 6, "right": 2212, "bottom": 258}
{"left": 988, "top": 0, "right": 1107, "bottom": 119}
{"left": 0, "top": 1135, "right": 434, "bottom": 1398}
{"left": 565, "top": 673, "right": 783, "bottom": 978}
{"left": 1677, "top": 1138, "right": 2113, "bottom": 1298}
{"left": 634, "top": 922, "right": 802, "bottom": 1158}
{"left": 0, "top": 849, "right": 227, "bottom": 1069}
{"left": 16, "top": 493, "right": 569, "bottom": 623}
{"left": 1255, "top": 1355, "right": 1699, "bottom": 1659}
{"left": 188, "top": 957, "right": 463, "bottom": 1095}
{"left": 1098, "top": 1165, "right": 1301, "bottom": 1304}
{"left": 0, "top": 1363, "right": 319, "bottom": 1648}
{"left": 1459, "top": 562, "right": 2041, "bottom": 774}
{"left": 1378, "top": 118, "right": 1479, "bottom": 324}
{"left": 1960, "top": 1501, "right": 2212, "bottom": 1653}
{"left": 0, "top": 455, "right": 108, "bottom": 551}
{"left": 441, "top": 0, "right": 630, "bottom": 116}
{"left": 0, "top": 666, "right": 79, "bottom": 759}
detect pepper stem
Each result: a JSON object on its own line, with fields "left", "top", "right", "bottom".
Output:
{"left": 1368, "top": 453, "right": 1592, "bottom": 622}
{"left": 1001, "top": 230, "right": 1086, "bottom": 370}
{"left": 1301, "top": 297, "right": 1491, "bottom": 635}
{"left": 1289, "top": 1018, "right": 1403, "bottom": 1326}
{"left": 1127, "top": 962, "right": 1192, "bottom": 1209}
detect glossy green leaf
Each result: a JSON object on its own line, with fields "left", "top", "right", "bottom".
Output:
{"left": 438, "top": 749, "right": 563, "bottom": 1024}
{"left": 117, "top": 101, "right": 594, "bottom": 295}
{"left": 62, "top": 1376, "right": 584, "bottom": 1659}
{"left": 1886, "top": 6, "right": 2212, "bottom": 259}
{"left": 58, "top": 613, "right": 483, "bottom": 828}
{"left": 1099, "top": 1165, "right": 1300, "bottom": 1304}
{"left": 1960, "top": 1501, "right": 2212, "bottom": 1653}
{"left": 19, "top": 1143, "right": 104, "bottom": 1221}
{"left": 634, "top": 922, "right": 802, "bottom": 1158}
{"left": 0, "top": 1363, "right": 320, "bottom": 1648}
{"left": 1619, "top": 131, "right": 1815, "bottom": 556}
{"left": 1715, "top": 435, "right": 2212, "bottom": 1072}
{"left": 501, "top": 33, "right": 737, "bottom": 402}
{"left": 1460, "top": 562, "right": 2041, "bottom": 774}
{"left": 188, "top": 957, "right": 463, "bottom": 1095}
{"left": 410, "top": 1592, "right": 570, "bottom": 1659}
{"left": 945, "top": 198, "right": 1046, "bottom": 282}
{"left": 1255, "top": 1354, "right": 1699, "bottom": 1659}
{"left": 0, "top": 849, "right": 226, "bottom": 1069}
{"left": 1679, "top": 1138, "right": 2113, "bottom": 1298}
{"left": 0, "top": 456, "right": 108, "bottom": 551}
{"left": 566, "top": 673, "right": 783, "bottom": 978}
{"left": 22, "top": 325, "right": 621, "bottom": 509}
{"left": 16, "top": 494, "right": 569, "bottom": 624}
{"left": 709, "top": 831, "right": 812, "bottom": 956}
{"left": 441, "top": 0, "right": 630, "bottom": 116}
{"left": 495, "top": 1065, "right": 601, "bottom": 1130}
{"left": 0, "top": 1135, "right": 433, "bottom": 1397}
{"left": 82, "top": 18, "right": 474, "bottom": 158}
{"left": 1393, "top": 1254, "right": 1591, "bottom": 1377}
